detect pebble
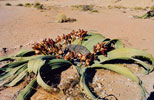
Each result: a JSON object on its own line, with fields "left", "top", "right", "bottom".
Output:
{"left": 2, "top": 48, "right": 7, "bottom": 53}
{"left": 127, "top": 78, "right": 131, "bottom": 81}
{"left": 101, "top": 90, "right": 106, "bottom": 96}
{"left": 93, "top": 77, "right": 98, "bottom": 83}
{"left": 97, "top": 83, "right": 102, "bottom": 90}
{"left": 101, "top": 78, "right": 104, "bottom": 81}
{"left": 109, "top": 88, "right": 113, "bottom": 91}
{"left": 69, "top": 90, "right": 72, "bottom": 94}
{"left": 66, "top": 97, "right": 71, "bottom": 100}
{"left": 53, "top": 88, "right": 57, "bottom": 91}
{"left": 19, "top": 45, "right": 23, "bottom": 48}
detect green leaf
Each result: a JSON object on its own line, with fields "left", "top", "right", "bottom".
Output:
{"left": 0, "top": 64, "right": 27, "bottom": 86}
{"left": 80, "top": 67, "right": 98, "bottom": 99}
{"left": 0, "top": 56, "right": 14, "bottom": 62}
{"left": 140, "top": 13, "right": 149, "bottom": 19}
{"left": 82, "top": 33, "right": 105, "bottom": 52}
{"left": 0, "top": 61, "right": 27, "bottom": 71}
{"left": 16, "top": 79, "right": 37, "bottom": 100}
{"left": 107, "top": 48, "right": 154, "bottom": 61}
{"left": 105, "top": 39, "right": 123, "bottom": 49}
{"left": 16, "top": 50, "right": 35, "bottom": 57}
{"left": 13, "top": 55, "right": 53, "bottom": 61}
{"left": 28, "top": 58, "right": 46, "bottom": 74}
{"left": 0, "top": 64, "right": 26, "bottom": 81}
{"left": 37, "top": 59, "right": 72, "bottom": 91}
{"left": 101, "top": 48, "right": 154, "bottom": 73}
{"left": 92, "top": 64, "right": 148, "bottom": 100}
{"left": 47, "top": 59, "right": 72, "bottom": 70}
{"left": 92, "top": 64, "right": 140, "bottom": 83}
{"left": 80, "top": 64, "right": 148, "bottom": 100}
{"left": 27, "top": 55, "right": 56, "bottom": 74}
{"left": 132, "top": 58, "right": 152, "bottom": 74}
{"left": 7, "top": 69, "right": 27, "bottom": 87}
{"left": 37, "top": 70, "right": 52, "bottom": 91}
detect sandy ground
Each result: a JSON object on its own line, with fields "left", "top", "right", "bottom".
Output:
{"left": 0, "top": 0, "right": 154, "bottom": 100}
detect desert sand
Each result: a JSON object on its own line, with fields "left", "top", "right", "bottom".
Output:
{"left": 0, "top": 0, "right": 154, "bottom": 100}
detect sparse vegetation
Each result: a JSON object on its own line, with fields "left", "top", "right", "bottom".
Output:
{"left": 71, "top": 5, "right": 98, "bottom": 12}
{"left": 23, "top": 2, "right": 45, "bottom": 10}
{"left": 150, "top": 5, "right": 154, "bottom": 11}
{"left": 56, "top": 13, "right": 76, "bottom": 23}
{"left": 24, "top": 3, "right": 32, "bottom": 7}
{"left": 47, "top": 6, "right": 59, "bottom": 11}
{"left": 108, "top": 5, "right": 127, "bottom": 9}
{"left": 114, "top": 0, "right": 122, "bottom": 3}
{"left": 114, "top": 5, "right": 127, "bottom": 9}
{"left": 134, "top": 7, "right": 146, "bottom": 10}
{"left": 134, "top": 10, "right": 154, "bottom": 19}
{"left": 81, "top": 5, "right": 94, "bottom": 11}
{"left": 34, "top": 2, "right": 44, "bottom": 10}
{"left": 56, "top": 13, "right": 67, "bottom": 23}
{"left": 5, "top": 3, "right": 12, "bottom": 6}
{"left": 91, "top": 9, "right": 99, "bottom": 12}
{"left": 16, "top": 3, "right": 23, "bottom": 6}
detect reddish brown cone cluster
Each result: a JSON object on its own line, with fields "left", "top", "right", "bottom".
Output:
{"left": 55, "top": 29, "right": 87, "bottom": 45}
{"left": 32, "top": 29, "right": 87, "bottom": 55}
{"left": 62, "top": 49, "right": 97, "bottom": 66}
{"left": 93, "top": 42, "right": 108, "bottom": 56}
{"left": 32, "top": 29, "right": 112, "bottom": 66}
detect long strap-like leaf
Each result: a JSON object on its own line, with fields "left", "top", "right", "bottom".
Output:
{"left": 100, "top": 48, "right": 154, "bottom": 73}
{"left": 0, "top": 64, "right": 25, "bottom": 81}
{"left": 28, "top": 58, "right": 46, "bottom": 74}
{"left": 7, "top": 69, "right": 28, "bottom": 87}
{"left": 0, "top": 61, "right": 27, "bottom": 71}
{"left": 93, "top": 64, "right": 148, "bottom": 100}
{"left": 16, "top": 79, "right": 37, "bottom": 100}
{"left": 82, "top": 33, "right": 106, "bottom": 52}
{"left": 104, "top": 39, "right": 123, "bottom": 49}
{"left": 15, "top": 50, "right": 35, "bottom": 57}
{"left": 80, "top": 68, "right": 98, "bottom": 100}
{"left": 80, "top": 64, "right": 148, "bottom": 100}
{"left": 0, "top": 64, "right": 27, "bottom": 86}
{"left": 107, "top": 48, "right": 154, "bottom": 63}
{"left": 37, "top": 59, "right": 72, "bottom": 91}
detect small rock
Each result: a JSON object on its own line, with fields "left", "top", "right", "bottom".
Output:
{"left": 101, "top": 90, "right": 106, "bottom": 96}
{"left": 101, "top": 78, "right": 104, "bottom": 81}
{"left": 2, "top": 48, "right": 7, "bottom": 54}
{"left": 19, "top": 45, "right": 23, "bottom": 48}
{"left": 66, "top": 97, "right": 71, "bottom": 100}
{"left": 127, "top": 78, "right": 131, "bottom": 81}
{"left": 97, "top": 83, "right": 102, "bottom": 90}
{"left": 109, "top": 88, "right": 112, "bottom": 91}
{"left": 122, "top": 11, "right": 126, "bottom": 13}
